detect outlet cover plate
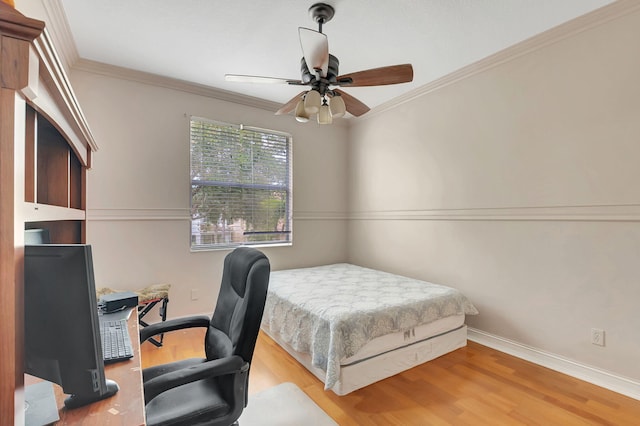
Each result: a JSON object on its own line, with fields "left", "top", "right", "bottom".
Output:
{"left": 591, "top": 328, "right": 605, "bottom": 346}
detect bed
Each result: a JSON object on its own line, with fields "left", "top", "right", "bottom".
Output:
{"left": 260, "top": 263, "right": 479, "bottom": 395}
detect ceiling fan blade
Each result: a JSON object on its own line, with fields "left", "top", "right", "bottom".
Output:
{"left": 299, "top": 27, "right": 329, "bottom": 77}
{"left": 337, "top": 64, "right": 413, "bottom": 87}
{"left": 275, "top": 91, "right": 307, "bottom": 115}
{"left": 225, "top": 74, "right": 304, "bottom": 85}
{"left": 334, "top": 89, "right": 370, "bottom": 117}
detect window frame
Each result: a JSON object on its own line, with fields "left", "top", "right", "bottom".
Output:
{"left": 189, "top": 116, "right": 293, "bottom": 251}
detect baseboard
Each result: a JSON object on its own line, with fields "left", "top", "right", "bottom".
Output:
{"left": 467, "top": 328, "right": 640, "bottom": 401}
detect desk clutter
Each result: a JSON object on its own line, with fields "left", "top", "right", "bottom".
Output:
{"left": 98, "top": 291, "right": 138, "bottom": 313}
{"left": 97, "top": 284, "right": 171, "bottom": 347}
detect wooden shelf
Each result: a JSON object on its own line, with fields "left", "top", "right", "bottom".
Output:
{"left": 23, "top": 202, "right": 85, "bottom": 222}
{"left": 23, "top": 105, "right": 87, "bottom": 244}
{"left": 26, "top": 106, "right": 86, "bottom": 214}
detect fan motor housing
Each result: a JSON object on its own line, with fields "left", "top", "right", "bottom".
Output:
{"left": 300, "top": 54, "right": 339, "bottom": 85}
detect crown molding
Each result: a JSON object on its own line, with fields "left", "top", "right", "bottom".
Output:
{"left": 40, "top": 0, "right": 79, "bottom": 73}
{"left": 73, "top": 58, "right": 284, "bottom": 112}
{"left": 360, "top": 0, "right": 640, "bottom": 121}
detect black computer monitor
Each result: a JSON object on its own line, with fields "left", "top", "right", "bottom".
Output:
{"left": 24, "top": 244, "right": 118, "bottom": 409}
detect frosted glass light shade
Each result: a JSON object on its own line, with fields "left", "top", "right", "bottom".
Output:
{"left": 295, "top": 100, "right": 309, "bottom": 122}
{"left": 330, "top": 95, "right": 346, "bottom": 118}
{"left": 304, "top": 90, "right": 322, "bottom": 114}
{"left": 317, "top": 104, "right": 332, "bottom": 124}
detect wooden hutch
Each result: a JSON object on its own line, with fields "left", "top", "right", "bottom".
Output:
{"left": 1, "top": 3, "right": 97, "bottom": 424}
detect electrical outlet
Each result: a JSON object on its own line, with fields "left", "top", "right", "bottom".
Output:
{"left": 191, "top": 289, "right": 199, "bottom": 301}
{"left": 591, "top": 328, "right": 605, "bottom": 346}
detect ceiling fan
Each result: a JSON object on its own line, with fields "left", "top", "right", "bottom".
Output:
{"left": 225, "top": 2, "right": 413, "bottom": 123}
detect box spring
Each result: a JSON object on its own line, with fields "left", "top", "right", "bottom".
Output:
{"left": 263, "top": 314, "right": 468, "bottom": 395}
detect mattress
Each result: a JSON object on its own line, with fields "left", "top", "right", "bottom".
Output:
{"left": 261, "top": 263, "right": 478, "bottom": 393}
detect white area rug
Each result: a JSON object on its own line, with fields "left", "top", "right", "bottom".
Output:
{"left": 239, "top": 382, "right": 338, "bottom": 426}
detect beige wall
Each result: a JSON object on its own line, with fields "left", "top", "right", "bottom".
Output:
{"left": 347, "top": 9, "right": 640, "bottom": 380}
{"left": 70, "top": 70, "right": 349, "bottom": 318}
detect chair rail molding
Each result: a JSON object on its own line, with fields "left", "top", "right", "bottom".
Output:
{"left": 348, "top": 204, "right": 640, "bottom": 222}
{"left": 87, "top": 208, "right": 348, "bottom": 222}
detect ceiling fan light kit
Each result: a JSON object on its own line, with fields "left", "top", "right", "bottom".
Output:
{"left": 330, "top": 94, "right": 346, "bottom": 118}
{"left": 303, "top": 89, "right": 322, "bottom": 114}
{"left": 294, "top": 98, "right": 310, "bottom": 123}
{"left": 225, "top": 3, "right": 413, "bottom": 123}
{"left": 318, "top": 99, "right": 333, "bottom": 125}
{"left": 294, "top": 90, "right": 346, "bottom": 124}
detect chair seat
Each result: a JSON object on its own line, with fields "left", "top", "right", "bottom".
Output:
{"left": 145, "top": 378, "right": 230, "bottom": 426}
{"left": 144, "top": 358, "right": 230, "bottom": 426}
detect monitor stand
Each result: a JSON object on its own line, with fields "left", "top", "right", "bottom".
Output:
{"left": 25, "top": 381, "right": 60, "bottom": 426}
{"left": 63, "top": 379, "right": 119, "bottom": 409}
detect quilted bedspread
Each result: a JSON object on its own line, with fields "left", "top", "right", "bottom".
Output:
{"left": 261, "top": 263, "right": 479, "bottom": 391}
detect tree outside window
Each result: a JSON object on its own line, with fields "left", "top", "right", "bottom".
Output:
{"left": 190, "top": 118, "right": 292, "bottom": 249}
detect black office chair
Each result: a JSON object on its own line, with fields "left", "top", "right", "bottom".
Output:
{"left": 140, "top": 247, "right": 270, "bottom": 426}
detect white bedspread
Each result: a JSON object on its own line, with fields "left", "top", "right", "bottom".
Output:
{"left": 261, "top": 263, "right": 479, "bottom": 391}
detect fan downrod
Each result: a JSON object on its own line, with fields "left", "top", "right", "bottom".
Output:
{"left": 309, "top": 3, "right": 335, "bottom": 31}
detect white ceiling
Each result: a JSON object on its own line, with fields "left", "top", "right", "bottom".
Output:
{"left": 61, "top": 0, "right": 614, "bottom": 114}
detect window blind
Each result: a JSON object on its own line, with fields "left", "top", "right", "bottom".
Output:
{"left": 190, "top": 117, "right": 292, "bottom": 249}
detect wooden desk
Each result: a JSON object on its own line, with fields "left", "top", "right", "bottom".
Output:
{"left": 26, "top": 312, "right": 146, "bottom": 425}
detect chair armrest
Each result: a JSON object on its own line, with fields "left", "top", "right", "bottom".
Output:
{"left": 143, "top": 355, "right": 248, "bottom": 403}
{"left": 140, "top": 315, "right": 210, "bottom": 343}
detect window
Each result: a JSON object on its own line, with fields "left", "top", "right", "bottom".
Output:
{"left": 190, "top": 117, "right": 292, "bottom": 250}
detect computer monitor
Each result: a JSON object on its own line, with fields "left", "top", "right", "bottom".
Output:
{"left": 24, "top": 244, "right": 119, "bottom": 409}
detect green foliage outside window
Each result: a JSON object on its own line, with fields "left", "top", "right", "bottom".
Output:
{"left": 190, "top": 118, "right": 292, "bottom": 249}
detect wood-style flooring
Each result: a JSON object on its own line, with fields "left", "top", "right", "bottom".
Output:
{"left": 140, "top": 329, "right": 640, "bottom": 425}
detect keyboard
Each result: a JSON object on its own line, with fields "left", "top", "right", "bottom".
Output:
{"left": 100, "top": 318, "right": 134, "bottom": 363}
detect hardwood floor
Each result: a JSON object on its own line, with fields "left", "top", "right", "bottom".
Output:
{"left": 141, "top": 329, "right": 640, "bottom": 425}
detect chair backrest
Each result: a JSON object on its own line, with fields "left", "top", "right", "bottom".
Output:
{"left": 206, "top": 247, "right": 270, "bottom": 363}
